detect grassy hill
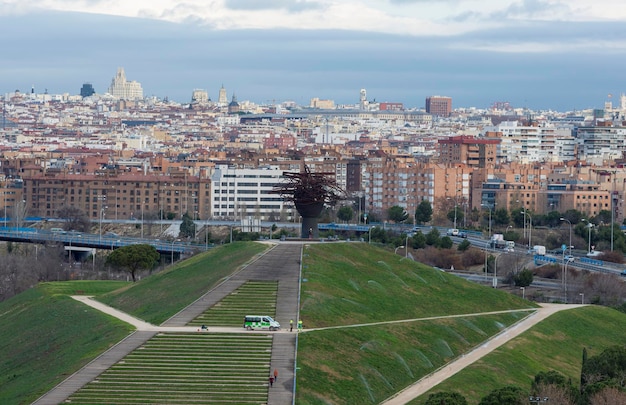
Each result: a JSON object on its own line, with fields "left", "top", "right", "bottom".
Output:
{"left": 415, "top": 305, "right": 626, "bottom": 404}
{"left": 98, "top": 241, "right": 268, "bottom": 324}
{"left": 0, "top": 242, "right": 267, "bottom": 404}
{"left": 296, "top": 243, "right": 537, "bottom": 404}
{"left": 0, "top": 281, "right": 132, "bottom": 404}
{"left": 4, "top": 241, "right": 626, "bottom": 405}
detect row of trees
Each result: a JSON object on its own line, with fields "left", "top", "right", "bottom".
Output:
{"left": 424, "top": 346, "right": 626, "bottom": 404}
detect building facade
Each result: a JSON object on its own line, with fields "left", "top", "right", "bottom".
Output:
{"left": 425, "top": 96, "right": 452, "bottom": 117}
{"left": 107, "top": 68, "right": 143, "bottom": 101}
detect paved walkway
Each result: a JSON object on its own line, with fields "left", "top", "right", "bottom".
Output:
{"left": 380, "top": 303, "right": 584, "bottom": 405}
{"left": 33, "top": 242, "right": 303, "bottom": 405}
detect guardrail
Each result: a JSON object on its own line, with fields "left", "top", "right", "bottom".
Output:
{"left": 0, "top": 227, "right": 203, "bottom": 254}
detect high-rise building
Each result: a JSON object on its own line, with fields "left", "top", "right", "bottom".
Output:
{"left": 359, "top": 89, "right": 367, "bottom": 110}
{"left": 425, "top": 96, "right": 452, "bottom": 117}
{"left": 107, "top": 68, "right": 143, "bottom": 100}
{"left": 80, "top": 83, "right": 95, "bottom": 98}
{"left": 218, "top": 85, "right": 228, "bottom": 106}
{"left": 191, "top": 89, "right": 209, "bottom": 104}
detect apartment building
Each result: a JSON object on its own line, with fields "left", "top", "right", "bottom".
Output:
{"left": 438, "top": 135, "right": 499, "bottom": 168}
{"left": 22, "top": 171, "right": 211, "bottom": 221}
{"left": 425, "top": 96, "right": 452, "bottom": 117}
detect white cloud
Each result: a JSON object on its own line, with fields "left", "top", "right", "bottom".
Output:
{"left": 1, "top": 0, "right": 626, "bottom": 35}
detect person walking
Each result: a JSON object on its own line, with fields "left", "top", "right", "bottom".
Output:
{"left": 273, "top": 368, "right": 278, "bottom": 382}
{"left": 297, "top": 319, "right": 303, "bottom": 332}
{"left": 269, "top": 376, "right": 274, "bottom": 387}
{"left": 289, "top": 319, "right": 293, "bottom": 332}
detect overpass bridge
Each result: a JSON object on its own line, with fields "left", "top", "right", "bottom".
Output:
{"left": 0, "top": 227, "right": 205, "bottom": 256}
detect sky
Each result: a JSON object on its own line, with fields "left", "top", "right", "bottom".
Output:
{"left": 1, "top": 0, "right": 626, "bottom": 111}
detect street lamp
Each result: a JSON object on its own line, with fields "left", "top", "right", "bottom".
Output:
{"left": 560, "top": 218, "right": 572, "bottom": 257}
{"left": 493, "top": 251, "right": 508, "bottom": 288}
{"left": 563, "top": 256, "right": 574, "bottom": 303}
{"left": 521, "top": 210, "right": 533, "bottom": 248}
{"left": 394, "top": 245, "right": 405, "bottom": 255}
{"left": 582, "top": 219, "right": 594, "bottom": 253}
{"left": 405, "top": 234, "right": 409, "bottom": 258}
{"left": 99, "top": 207, "right": 107, "bottom": 242}
{"left": 520, "top": 286, "right": 525, "bottom": 300}
{"left": 171, "top": 239, "right": 180, "bottom": 265}
{"left": 481, "top": 204, "right": 493, "bottom": 239}
{"left": 580, "top": 293, "right": 584, "bottom": 305}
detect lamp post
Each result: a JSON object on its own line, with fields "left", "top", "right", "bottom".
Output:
{"left": 493, "top": 251, "right": 508, "bottom": 288}
{"left": 580, "top": 293, "right": 584, "bottom": 305}
{"left": 520, "top": 286, "right": 525, "bottom": 300}
{"left": 560, "top": 217, "right": 572, "bottom": 257}
{"left": 521, "top": 210, "right": 533, "bottom": 248}
{"left": 99, "top": 207, "right": 106, "bottom": 242}
{"left": 563, "top": 256, "right": 574, "bottom": 303}
{"left": 405, "top": 235, "right": 409, "bottom": 258}
{"left": 481, "top": 204, "right": 493, "bottom": 239}
{"left": 368, "top": 225, "right": 374, "bottom": 244}
{"left": 171, "top": 239, "right": 180, "bottom": 265}
{"left": 581, "top": 218, "right": 593, "bottom": 253}
{"left": 394, "top": 245, "right": 405, "bottom": 255}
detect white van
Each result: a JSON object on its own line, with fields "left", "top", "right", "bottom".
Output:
{"left": 243, "top": 315, "right": 280, "bottom": 331}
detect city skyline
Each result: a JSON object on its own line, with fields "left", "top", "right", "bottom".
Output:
{"left": 1, "top": 1, "right": 626, "bottom": 110}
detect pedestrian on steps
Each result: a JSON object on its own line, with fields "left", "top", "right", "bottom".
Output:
{"left": 274, "top": 369, "right": 278, "bottom": 382}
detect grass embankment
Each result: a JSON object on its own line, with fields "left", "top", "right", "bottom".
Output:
{"left": 98, "top": 241, "right": 268, "bottom": 324}
{"left": 189, "top": 280, "right": 278, "bottom": 327}
{"left": 0, "top": 281, "right": 132, "bottom": 404}
{"left": 416, "top": 305, "right": 626, "bottom": 404}
{"left": 67, "top": 333, "right": 273, "bottom": 404}
{"left": 296, "top": 243, "right": 537, "bottom": 404}
{"left": 300, "top": 243, "right": 536, "bottom": 328}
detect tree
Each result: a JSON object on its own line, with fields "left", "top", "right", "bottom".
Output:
{"left": 425, "top": 227, "right": 441, "bottom": 247}
{"left": 106, "top": 244, "right": 160, "bottom": 282}
{"left": 337, "top": 206, "right": 354, "bottom": 223}
{"left": 415, "top": 200, "right": 433, "bottom": 225}
{"left": 410, "top": 232, "right": 426, "bottom": 249}
{"left": 447, "top": 207, "right": 464, "bottom": 227}
{"left": 440, "top": 236, "right": 453, "bottom": 249}
{"left": 514, "top": 268, "right": 534, "bottom": 287}
{"left": 478, "top": 385, "right": 526, "bottom": 405}
{"left": 493, "top": 208, "right": 510, "bottom": 226}
{"left": 424, "top": 391, "right": 468, "bottom": 405}
{"left": 388, "top": 205, "right": 408, "bottom": 223}
{"left": 457, "top": 239, "right": 471, "bottom": 252}
{"left": 56, "top": 205, "right": 91, "bottom": 232}
{"left": 179, "top": 212, "right": 196, "bottom": 239}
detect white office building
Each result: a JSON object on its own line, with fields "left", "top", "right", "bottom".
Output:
{"left": 210, "top": 165, "right": 295, "bottom": 221}
{"left": 107, "top": 68, "right": 143, "bottom": 100}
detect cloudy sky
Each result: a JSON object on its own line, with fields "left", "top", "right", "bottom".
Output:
{"left": 1, "top": 0, "right": 625, "bottom": 110}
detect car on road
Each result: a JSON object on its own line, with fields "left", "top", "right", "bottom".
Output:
{"left": 446, "top": 228, "right": 459, "bottom": 236}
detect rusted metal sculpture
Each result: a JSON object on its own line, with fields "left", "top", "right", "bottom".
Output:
{"left": 274, "top": 165, "right": 344, "bottom": 239}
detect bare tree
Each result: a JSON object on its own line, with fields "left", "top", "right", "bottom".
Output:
{"left": 589, "top": 386, "right": 626, "bottom": 405}
{"left": 56, "top": 205, "right": 90, "bottom": 232}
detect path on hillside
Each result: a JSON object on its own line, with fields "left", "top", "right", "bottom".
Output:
{"left": 380, "top": 303, "right": 584, "bottom": 405}
{"left": 33, "top": 243, "right": 303, "bottom": 405}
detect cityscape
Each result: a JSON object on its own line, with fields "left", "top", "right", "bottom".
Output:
{"left": 1, "top": 66, "right": 626, "bottom": 229}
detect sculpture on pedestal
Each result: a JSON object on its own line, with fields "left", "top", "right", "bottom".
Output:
{"left": 273, "top": 165, "right": 344, "bottom": 239}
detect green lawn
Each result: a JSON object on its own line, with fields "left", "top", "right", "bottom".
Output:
{"left": 295, "top": 243, "right": 539, "bottom": 404}
{"left": 300, "top": 243, "right": 536, "bottom": 328}
{"left": 414, "top": 305, "right": 626, "bottom": 404}
{"left": 189, "top": 280, "right": 278, "bottom": 327}
{"left": 67, "top": 333, "right": 272, "bottom": 404}
{"left": 296, "top": 312, "right": 529, "bottom": 404}
{"left": 0, "top": 283, "right": 133, "bottom": 404}
{"left": 98, "top": 242, "right": 268, "bottom": 324}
